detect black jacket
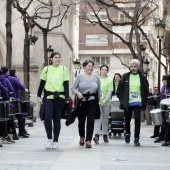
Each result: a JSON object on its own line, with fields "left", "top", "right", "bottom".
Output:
{"left": 116, "top": 71, "right": 149, "bottom": 111}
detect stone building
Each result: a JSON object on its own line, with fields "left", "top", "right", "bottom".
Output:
{"left": 0, "top": 2, "right": 79, "bottom": 117}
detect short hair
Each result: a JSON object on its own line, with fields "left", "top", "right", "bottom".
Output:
{"left": 130, "top": 59, "right": 140, "bottom": 66}
{"left": 82, "top": 59, "right": 94, "bottom": 67}
{"left": 1, "top": 66, "right": 9, "bottom": 73}
{"left": 10, "top": 69, "right": 16, "bottom": 77}
{"left": 50, "top": 52, "right": 61, "bottom": 58}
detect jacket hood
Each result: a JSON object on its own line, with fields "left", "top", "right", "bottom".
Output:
{"left": 0, "top": 75, "right": 6, "bottom": 82}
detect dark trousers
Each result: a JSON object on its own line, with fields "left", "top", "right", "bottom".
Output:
{"left": 78, "top": 100, "right": 96, "bottom": 141}
{"left": 159, "top": 112, "right": 168, "bottom": 140}
{"left": 164, "top": 123, "right": 170, "bottom": 142}
{"left": 44, "top": 99, "right": 65, "bottom": 142}
{"left": 153, "top": 125, "right": 160, "bottom": 136}
{"left": 16, "top": 114, "right": 25, "bottom": 134}
{"left": 7, "top": 116, "right": 17, "bottom": 135}
{"left": 0, "top": 121, "right": 8, "bottom": 137}
{"left": 124, "top": 106, "right": 141, "bottom": 139}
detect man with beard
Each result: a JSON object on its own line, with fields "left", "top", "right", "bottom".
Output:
{"left": 117, "top": 59, "right": 149, "bottom": 146}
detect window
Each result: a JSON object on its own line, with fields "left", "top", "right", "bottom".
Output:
{"left": 92, "top": 57, "right": 110, "bottom": 67}
{"left": 86, "top": 11, "right": 108, "bottom": 23}
{"left": 113, "top": 32, "right": 147, "bottom": 42}
{"left": 86, "top": 34, "right": 108, "bottom": 46}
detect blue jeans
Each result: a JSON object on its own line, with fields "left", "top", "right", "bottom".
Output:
{"left": 44, "top": 99, "right": 65, "bottom": 142}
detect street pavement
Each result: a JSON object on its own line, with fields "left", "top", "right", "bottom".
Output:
{"left": 0, "top": 118, "right": 170, "bottom": 170}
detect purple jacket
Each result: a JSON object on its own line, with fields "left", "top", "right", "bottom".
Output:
{"left": 157, "top": 85, "right": 170, "bottom": 100}
{"left": 0, "top": 82, "right": 9, "bottom": 97}
{"left": 0, "top": 75, "right": 14, "bottom": 100}
{"left": 2, "top": 73, "right": 25, "bottom": 99}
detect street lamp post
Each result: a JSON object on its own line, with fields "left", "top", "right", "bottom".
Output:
{"left": 155, "top": 20, "right": 165, "bottom": 94}
{"left": 47, "top": 45, "right": 54, "bottom": 65}
{"left": 140, "top": 44, "right": 146, "bottom": 72}
{"left": 143, "top": 59, "right": 150, "bottom": 78}
{"left": 73, "top": 58, "right": 80, "bottom": 77}
{"left": 26, "top": 21, "right": 38, "bottom": 90}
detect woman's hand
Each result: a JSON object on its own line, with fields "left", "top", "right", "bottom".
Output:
{"left": 37, "top": 97, "right": 43, "bottom": 105}
{"left": 77, "top": 92, "right": 83, "bottom": 99}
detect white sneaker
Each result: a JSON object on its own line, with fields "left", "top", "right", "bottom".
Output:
{"left": 52, "top": 142, "right": 59, "bottom": 149}
{"left": 45, "top": 139, "right": 53, "bottom": 149}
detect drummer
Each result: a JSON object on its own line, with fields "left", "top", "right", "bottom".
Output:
{"left": 153, "top": 75, "right": 170, "bottom": 143}
{"left": 0, "top": 71, "right": 15, "bottom": 145}
{"left": 1, "top": 67, "right": 29, "bottom": 138}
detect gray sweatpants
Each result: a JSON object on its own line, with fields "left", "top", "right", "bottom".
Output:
{"left": 94, "top": 105, "right": 111, "bottom": 135}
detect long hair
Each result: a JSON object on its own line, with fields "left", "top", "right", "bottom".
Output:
{"left": 113, "top": 73, "right": 121, "bottom": 82}
{"left": 162, "top": 75, "right": 170, "bottom": 87}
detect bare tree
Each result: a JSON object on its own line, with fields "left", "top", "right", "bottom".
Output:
{"left": 78, "top": 0, "right": 168, "bottom": 72}
{"left": 6, "top": 0, "right": 13, "bottom": 69}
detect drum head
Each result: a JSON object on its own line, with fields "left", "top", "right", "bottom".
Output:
{"left": 150, "top": 108, "right": 161, "bottom": 114}
{"left": 160, "top": 99, "right": 170, "bottom": 105}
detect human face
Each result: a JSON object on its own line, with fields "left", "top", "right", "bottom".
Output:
{"left": 130, "top": 64, "right": 139, "bottom": 74}
{"left": 52, "top": 54, "right": 61, "bottom": 66}
{"left": 100, "top": 67, "right": 108, "bottom": 77}
{"left": 114, "top": 75, "right": 121, "bottom": 82}
{"left": 162, "top": 79, "right": 167, "bottom": 86}
{"left": 84, "top": 62, "right": 94, "bottom": 74}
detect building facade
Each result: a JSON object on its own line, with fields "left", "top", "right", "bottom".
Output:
{"left": 79, "top": 1, "right": 167, "bottom": 89}
{"left": 0, "top": 2, "right": 79, "bottom": 117}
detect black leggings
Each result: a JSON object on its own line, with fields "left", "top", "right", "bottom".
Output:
{"left": 78, "top": 100, "right": 96, "bottom": 141}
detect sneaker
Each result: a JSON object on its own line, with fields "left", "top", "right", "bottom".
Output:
{"left": 134, "top": 138, "right": 140, "bottom": 146}
{"left": 154, "top": 138, "right": 164, "bottom": 143}
{"left": 13, "top": 134, "right": 19, "bottom": 140}
{"left": 125, "top": 134, "right": 130, "bottom": 143}
{"left": 150, "top": 135, "right": 158, "bottom": 138}
{"left": 86, "top": 141, "right": 92, "bottom": 148}
{"left": 93, "top": 134, "right": 99, "bottom": 144}
{"left": 2, "top": 136, "right": 15, "bottom": 144}
{"left": 79, "top": 137, "right": 85, "bottom": 146}
{"left": 18, "top": 133, "right": 29, "bottom": 138}
{"left": 103, "top": 135, "right": 109, "bottom": 143}
{"left": 52, "top": 142, "right": 59, "bottom": 149}
{"left": 162, "top": 140, "right": 170, "bottom": 146}
{"left": 45, "top": 139, "right": 53, "bottom": 149}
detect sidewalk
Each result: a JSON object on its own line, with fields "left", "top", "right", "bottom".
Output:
{"left": 0, "top": 119, "right": 170, "bottom": 170}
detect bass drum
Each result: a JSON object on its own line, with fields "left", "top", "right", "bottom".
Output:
{"left": 150, "top": 108, "right": 162, "bottom": 126}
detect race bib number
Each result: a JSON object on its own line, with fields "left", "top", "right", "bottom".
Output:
{"left": 130, "top": 92, "right": 140, "bottom": 100}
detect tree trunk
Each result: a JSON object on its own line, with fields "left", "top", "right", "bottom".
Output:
{"left": 23, "top": 16, "right": 29, "bottom": 88}
{"left": 6, "top": 0, "right": 13, "bottom": 68}
{"left": 43, "top": 30, "right": 48, "bottom": 66}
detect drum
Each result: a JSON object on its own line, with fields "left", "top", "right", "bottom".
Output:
{"left": 7, "top": 100, "right": 21, "bottom": 115}
{"left": 160, "top": 98, "right": 170, "bottom": 111}
{"left": 166, "top": 107, "right": 170, "bottom": 123}
{"left": 19, "top": 91, "right": 30, "bottom": 101}
{"left": 150, "top": 108, "right": 162, "bottom": 125}
{"left": 0, "top": 102, "right": 9, "bottom": 121}
{"left": 20, "top": 101, "right": 30, "bottom": 117}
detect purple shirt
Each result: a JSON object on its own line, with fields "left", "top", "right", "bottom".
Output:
{"left": 157, "top": 85, "right": 170, "bottom": 100}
